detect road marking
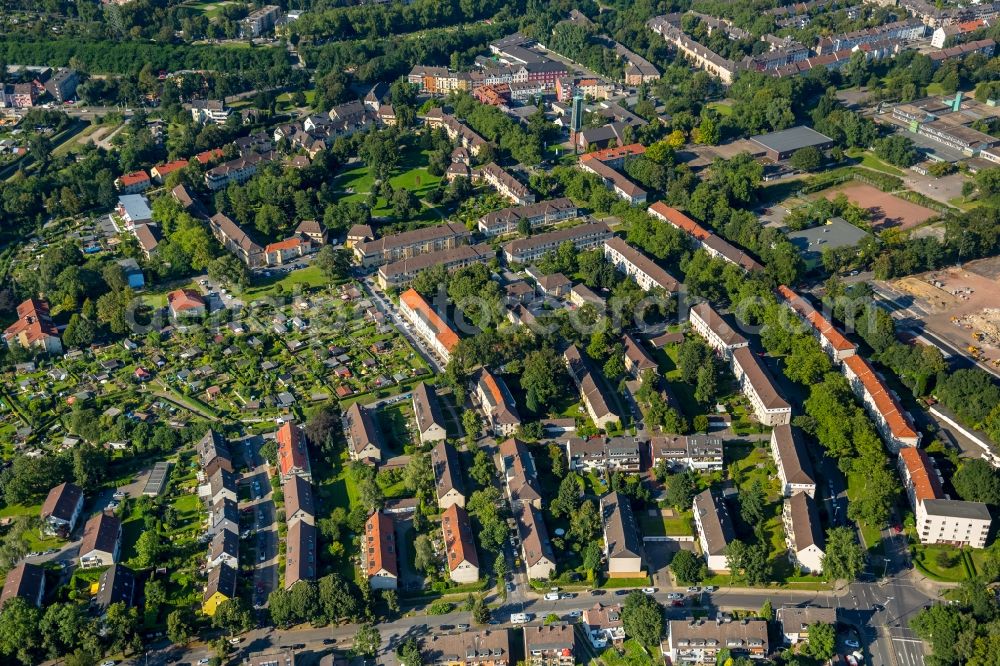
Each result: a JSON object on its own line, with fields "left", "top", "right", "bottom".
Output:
{"left": 890, "top": 638, "right": 925, "bottom": 644}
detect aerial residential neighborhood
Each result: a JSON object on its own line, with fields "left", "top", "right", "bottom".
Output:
{"left": 2, "top": 1, "right": 1000, "bottom": 666}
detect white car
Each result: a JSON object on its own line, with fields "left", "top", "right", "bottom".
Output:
{"left": 511, "top": 613, "right": 530, "bottom": 624}
{"left": 567, "top": 610, "right": 581, "bottom": 618}
{"left": 666, "top": 593, "right": 684, "bottom": 600}
{"left": 544, "top": 592, "right": 560, "bottom": 601}
{"left": 100, "top": 661, "right": 117, "bottom": 666}
{"left": 198, "top": 659, "right": 211, "bottom": 665}
{"left": 642, "top": 587, "right": 656, "bottom": 595}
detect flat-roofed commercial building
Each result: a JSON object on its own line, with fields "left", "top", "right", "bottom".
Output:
{"left": 749, "top": 125, "right": 835, "bottom": 161}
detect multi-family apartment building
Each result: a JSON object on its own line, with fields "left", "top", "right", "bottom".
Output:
{"left": 602, "top": 491, "right": 644, "bottom": 577}
{"left": 563, "top": 345, "right": 620, "bottom": 430}
{"left": 777, "top": 286, "right": 857, "bottom": 362}
{"left": 898, "top": 448, "right": 991, "bottom": 548}
{"left": 667, "top": 619, "right": 769, "bottom": 663}
{"left": 475, "top": 368, "right": 522, "bottom": 437}
{"left": 503, "top": 222, "right": 612, "bottom": 264}
{"left": 423, "top": 108, "right": 489, "bottom": 156}
{"left": 841, "top": 354, "right": 920, "bottom": 451}
{"left": 363, "top": 511, "right": 399, "bottom": 590}
{"left": 478, "top": 198, "right": 578, "bottom": 237}
{"left": 770, "top": 424, "right": 817, "bottom": 498}
{"left": 353, "top": 222, "right": 471, "bottom": 268}
{"left": 517, "top": 504, "right": 557, "bottom": 579}
{"left": 344, "top": 401, "right": 384, "bottom": 463}
{"left": 693, "top": 488, "right": 736, "bottom": 571}
{"left": 578, "top": 145, "right": 648, "bottom": 204}
{"left": 412, "top": 382, "right": 448, "bottom": 445}
{"left": 376, "top": 244, "right": 494, "bottom": 289}
{"left": 650, "top": 435, "right": 724, "bottom": 472}
{"left": 498, "top": 438, "right": 543, "bottom": 508}
{"left": 3, "top": 298, "right": 62, "bottom": 355}
{"left": 648, "top": 203, "right": 763, "bottom": 272}
{"left": 432, "top": 441, "right": 466, "bottom": 510}
{"left": 241, "top": 5, "right": 282, "bottom": 38}
{"left": 209, "top": 213, "right": 265, "bottom": 268}
{"left": 190, "top": 99, "right": 231, "bottom": 125}
{"left": 783, "top": 491, "right": 825, "bottom": 573}
{"left": 564, "top": 436, "right": 642, "bottom": 473}
{"left": 420, "top": 629, "right": 512, "bottom": 666}
{"left": 688, "top": 302, "right": 749, "bottom": 361}
{"left": 731, "top": 347, "right": 792, "bottom": 426}
{"left": 407, "top": 65, "right": 471, "bottom": 95}
{"left": 442, "top": 504, "right": 480, "bottom": 584}
{"left": 398, "top": 288, "right": 461, "bottom": 363}
{"left": 475, "top": 162, "right": 536, "bottom": 205}
{"left": 603, "top": 237, "right": 680, "bottom": 293}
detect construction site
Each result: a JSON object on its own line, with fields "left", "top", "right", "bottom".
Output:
{"left": 889, "top": 256, "right": 1000, "bottom": 370}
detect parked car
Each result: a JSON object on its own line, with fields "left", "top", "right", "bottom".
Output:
{"left": 590, "top": 590, "right": 606, "bottom": 596}
{"left": 544, "top": 592, "right": 560, "bottom": 601}
{"left": 457, "top": 624, "right": 470, "bottom": 631}
{"left": 567, "top": 610, "right": 582, "bottom": 618}
{"left": 671, "top": 600, "right": 685, "bottom": 607}
{"left": 642, "top": 587, "right": 656, "bottom": 595}
{"left": 687, "top": 586, "right": 701, "bottom": 593}
{"left": 703, "top": 586, "right": 717, "bottom": 592}
{"left": 667, "top": 593, "right": 684, "bottom": 600}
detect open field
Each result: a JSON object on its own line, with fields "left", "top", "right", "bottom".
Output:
{"left": 817, "top": 182, "right": 936, "bottom": 231}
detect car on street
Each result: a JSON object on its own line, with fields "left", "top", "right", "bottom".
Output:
{"left": 506, "top": 582, "right": 515, "bottom": 592}
{"left": 667, "top": 593, "right": 684, "bottom": 600}
{"left": 671, "top": 600, "right": 685, "bottom": 607}
{"left": 687, "top": 586, "right": 701, "bottom": 593}
{"left": 703, "top": 586, "right": 717, "bottom": 592}
{"left": 323, "top": 638, "right": 337, "bottom": 645}
{"left": 873, "top": 604, "right": 885, "bottom": 612}
{"left": 544, "top": 592, "right": 560, "bottom": 601}
{"left": 457, "top": 624, "right": 470, "bottom": 631}
{"left": 590, "top": 590, "right": 606, "bottom": 596}
{"left": 561, "top": 593, "right": 574, "bottom": 599}
{"left": 614, "top": 590, "right": 630, "bottom": 596}
{"left": 198, "top": 660, "right": 211, "bottom": 665}
{"left": 642, "top": 587, "right": 656, "bottom": 594}
{"left": 100, "top": 661, "right": 117, "bottom": 666}
{"left": 439, "top": 625, "right": 454, "bottom": 631}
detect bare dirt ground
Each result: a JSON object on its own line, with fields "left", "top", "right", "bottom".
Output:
{"left": 892, "top": 261, "right": 1000, "bottom": 368}
{"left": 818, "top": 182, "right": 937, "bottom": 231}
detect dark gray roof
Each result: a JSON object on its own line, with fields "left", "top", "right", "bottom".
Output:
{"left": 693, "top": 489, "right": 735, "bottom": 556}
{"left": 750, "top": 125, "right": 833, "bottom": 154}
{"left": 922, "top": 499, "right": 992, "bottom": 520}
{"left": 602, "top": 491, "right": 642, "bottom": 560}
{"left": 772, "top": 424, "right": 815, "bottom": 487}
{"left": 95, "top": 564, "right": 137, "bottom": 612}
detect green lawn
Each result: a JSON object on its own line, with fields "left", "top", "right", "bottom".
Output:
{"left": 707, "top": 101, "right": 733, "bottom": 117}
{"left": 847, "top": 472, "right": 884, "bottom": 556}
{"left": 638, "top": 509, "right": 694, "bottom": 537}
{"left": 912, "top": 544, "right": 971, "bottom": 582}
{"left": 243, "top": 263, "right": 330, "bottom": 299}
{"left": 654, "top": 342, "right": 703, "bottom": 419}
{"left": 845, "top": 148, "right": 905, "bottom": 177}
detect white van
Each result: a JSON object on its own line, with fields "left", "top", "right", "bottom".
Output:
{"left": 511, "top": 613, "right": 531, "bottom": 624}
{"left": 544, "top": 592, "right": 560, "bottom": 601}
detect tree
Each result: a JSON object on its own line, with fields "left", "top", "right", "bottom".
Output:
{"left": 471, "top": 596, "right": 490, "bottom": 625}
{"left": 414, "top": 534, "right": 438, "bottom": 575}
{"left": 211, "top": 598, "right": 252, "bottom": 636}
{"left": 353, "top": 623, "right": 381, "bottom": 657}
{"left": 805, "top": 622, "right": 837, "bottom": 660}
{"left": 621, "top": 591, "right": 665, "bottom": 647}
{"left": 469, "top": 449, "right": 495, "bottom": 487}
{"left": 874, "top": 135, "right": 919, "bottom": 167}
{"left": 664, "top": 471, "right": 697, "bottom": 510}
{"left": 670, "top": 549, "right": 706, "bottom": 584}
{"left": 694, "top": 365, "right": 717, "bottom": 405}
{"left": 521, "top": 348, "right": 566, "bottom": 413}
{"left": 130, "top": 528, "right": 164, "bottom": 568}
{"left": 789, "top": 146, "right": 823, "bottom": 172}
{"left": 397, "top": 637, "right": 421, "bottom": 666}
{"left": 104, "top": 602, "right": 141, "bottom": 656}
{"left": 551, "top": 473, "right": 581, "bottom": 518}
{"left": 952, "top": 459, "right": 1000, "bottom": 505}
{"left": 823, "top": 527, "right": 866, "bottom": 582}
{"left": 315, "top": 245, "right": 350, "bottom": 283}
{"left": 166, "top": 608, "right": 195, "bottom": 644}
{"left": 759, "top": 599, "right": 773, "bottom": 621}
{"left": 62, "top": 314, "right": 96, "bottom": 349}
{"left": 462, "top": 411, "right": 481, "bottom": 445}
{"left": 318, "top": 573, "right": 361, "bottom": 624}
{"left": 40, "top": 602, "right": 91, "bottom": 659}
{"left": 0, "top": 597, "right": 42, "bottom": 665}
{"left": 739, "top": 480, "right": 767, "bottom": 528}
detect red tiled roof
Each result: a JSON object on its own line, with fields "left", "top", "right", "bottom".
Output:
{"left": 167, "top": 288, "right": 205, "bottom": 312}
{"left": 442, "top": 504, "right": 479, "bottom": 572}
{"left": 265, "top": 237, "right": 305, "bottom": 253}
{"left": 364, "top": 512, "right": 398, "bottom": 578}
{"left": 899, "top": 448, "right": 943, "bottom": 503}
{"left": 843, "top": 355, "right": 917, "bottom": 439}
{"left": 119, "top": 171, "right": 149, "bottom": 186}
{"left": 648, "top": 202, "right": 711, "bottom": 240}
{"left": 580, "top": 143, "right": 646, "bottom": 163}
{"left": 400, "top": 288, "right": 459, "bottom": 353}
{"left": 153, "top": 159, "right": 189, "bottom": 176}
{"left": 194, "top": 148, "right": 225, "bottom": 165}
{"left": 277, "top": 422, "right": 310, "bottom": 478}
{"left": 4, "top": 298, "right": 59, "bottom": 345}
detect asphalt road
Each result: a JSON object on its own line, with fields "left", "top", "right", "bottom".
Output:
{"left": 237, "top": 434, "right": 279, "bottom": 608}
{"left": 126, "top": 575, "right": 937, "bottom": 666}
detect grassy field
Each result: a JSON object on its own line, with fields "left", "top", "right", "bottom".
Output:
{"left": 331, "top": 144, "right": 443, "bottom": 220}
{"left": 243, "top": 263, "right": 329, "bottom": 299}
{"left": 912, "top": 544, "right": 973, "bottom": 582}
{"left": 845, "top": 148, "right": 905, "bottom": 177}
{"left": 638, "top": 509, "right": 694, "bottom": 537}
{"left": 707, "top": 101, "right": 733, "bottom": 117}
